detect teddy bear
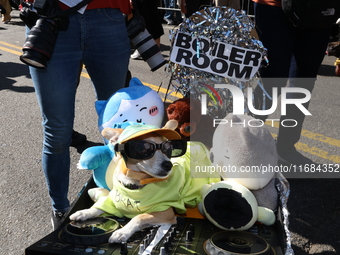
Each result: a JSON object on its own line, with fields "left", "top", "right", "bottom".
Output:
{"left": 165, "top": 97, "right": 216, "bottom": 149}
{"left": 79, "top": 77, "right": 165, "bottom": 190}
{"left": 199, "top": 113, "right": 279, "bottom": 230}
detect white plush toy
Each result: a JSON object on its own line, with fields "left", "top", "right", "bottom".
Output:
{"left": 200, "top": 114, "right": 278, "bottom": 230}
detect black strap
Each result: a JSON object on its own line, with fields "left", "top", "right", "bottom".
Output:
{"left": 130, "top": 0, "right": 142, "bottom": 19}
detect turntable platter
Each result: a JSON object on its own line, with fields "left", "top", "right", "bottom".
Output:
{"left": 59, "top": 217, "right": 119, "bottom": 246}
{"left": 204, "top": 231, "right": 275, "bottom": 255}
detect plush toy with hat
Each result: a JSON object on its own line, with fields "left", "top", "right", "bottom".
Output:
{"left": 199, "top": 113, "right": 278, "bottom": 230}
{"left": 79, "top": 78, "right": 165, "bottom": 190}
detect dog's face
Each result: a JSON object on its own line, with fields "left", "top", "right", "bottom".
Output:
{"left": 102, "top": 128, "right": 175, "bottom": 183}
{"left": 125, "top": 133, "right": 173, "bottom": 179}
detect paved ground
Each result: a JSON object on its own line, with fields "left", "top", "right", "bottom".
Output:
{"left": 0, "top": 9, "right": 340, "bottom": 255}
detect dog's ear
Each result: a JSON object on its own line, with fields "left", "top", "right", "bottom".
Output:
{"left": 101, "top": 128, "right": 124, "bottom": 143}
{"left": 162, "top": 120, "right": 178, "bottom": 130}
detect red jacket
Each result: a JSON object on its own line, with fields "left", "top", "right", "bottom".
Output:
{"left": 60, "top": 0, "right": 131, "bottom": 14}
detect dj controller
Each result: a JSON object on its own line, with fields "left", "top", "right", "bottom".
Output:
{"left": 25, "top": 178, "right": 287, "bottom": 255}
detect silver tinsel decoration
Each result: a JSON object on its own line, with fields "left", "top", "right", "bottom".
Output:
{"left": 166, "top": 6, "right": 269, "bottom": 119}
{"left": 276, "top": 172, "right": 295, "bottom": 255}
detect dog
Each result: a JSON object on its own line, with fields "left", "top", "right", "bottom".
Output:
{"left": 70, "top": 121, "right": 188, "bottom": 243}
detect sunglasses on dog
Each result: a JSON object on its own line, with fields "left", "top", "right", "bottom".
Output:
{"left": 114, "top": 140, "right": 187, "bottom": 160}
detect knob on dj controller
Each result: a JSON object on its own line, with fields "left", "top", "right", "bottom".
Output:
{"left": 204, "top": 231, "right": 275, "bottom": 255}
{"left": 120, "top": 242, "right": 128, "bottom": 255}
{"left": 59, "top": 217, "right": 119, "bottom": 246}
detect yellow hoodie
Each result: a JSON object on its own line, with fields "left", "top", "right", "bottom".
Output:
{"left": 92, "top": 141, "right": 220, "bottom": 218}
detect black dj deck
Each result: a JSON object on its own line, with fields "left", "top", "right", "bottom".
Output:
{"left": 25, "top": 178, "right": 287, "bottom": 255}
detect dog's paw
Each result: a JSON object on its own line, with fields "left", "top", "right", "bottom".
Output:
{"left": 108, "top": 228, "right": 132, "bottom": 243}
{"left": 69, "top": 208, "right": 102, "bottom": 221}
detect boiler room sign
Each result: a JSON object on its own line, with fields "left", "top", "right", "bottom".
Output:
{"left": 170, "top": 32, "right": 262, "bottom": 81}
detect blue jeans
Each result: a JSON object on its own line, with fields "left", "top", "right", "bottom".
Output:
{"left": 29, "top": 8, "right": 130, "bottom": 212}
{"left": 253, "top": 3, "right": 331, "bottom": 151}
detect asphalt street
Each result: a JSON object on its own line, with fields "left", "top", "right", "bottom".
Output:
{"left": 1, "top": 9, "right": 340, "bottom": 255}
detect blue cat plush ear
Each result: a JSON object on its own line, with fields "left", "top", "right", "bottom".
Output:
{"left": 96, "top": 77, "right": 164, "bottom": 134}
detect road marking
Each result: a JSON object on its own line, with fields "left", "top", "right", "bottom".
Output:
{"left": 267, "top": 121, "right": 340, "bottom": 148}
{"left": 0, "top": 46, "right": 21, "bottom": 55}
{"left": 271, "top": 133, "right": 340, "bottom": 163}
{"left": 0, "top": 41, "right": 338, "bottom": 162}
{"left": 296, "top": 143, "right": 340, "bottom": 163}
{"left": 0, "top": 41, "right": 93, "bottom": 78}
{"left": 301, "top": 130, "right": 340, "bottom": 148}
{"left": 80, "top": 72, "right": 90, "bottom": 79}
{"left": 0, "top": 41, "right": 22, "bottom": 50}
{"left": 142, "top": 82, "right": 183, "bottom": 101}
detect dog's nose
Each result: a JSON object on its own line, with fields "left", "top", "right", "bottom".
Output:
{"left": 161, "top": 161, "right": 173, "bottom": 171}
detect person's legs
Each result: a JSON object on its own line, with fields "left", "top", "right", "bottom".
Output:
{"left": 163, "top": 0, "right": 175, "bottom": 24}
{"left": 254, "top": 3, "right": 333, "bottom": 164}
{"left": 29, "top": 12, "right": 83, "bottom": 214}
{"left": 276, "top": 26, "right": 332, "bottom": 154}
{"left": 29, "top": 9, "right": 129, "bottom": 229}
{"left": 0, "top": 0, "right": 11, "bottom": 22}
{"left": 83, "top": 8, "right": 130, "bottom": 101}
{"left": 253, "top": 3, "right": 294, "bottom": 120}
{"left": 138, "top": 0, "right": 164, "bottom": 41}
